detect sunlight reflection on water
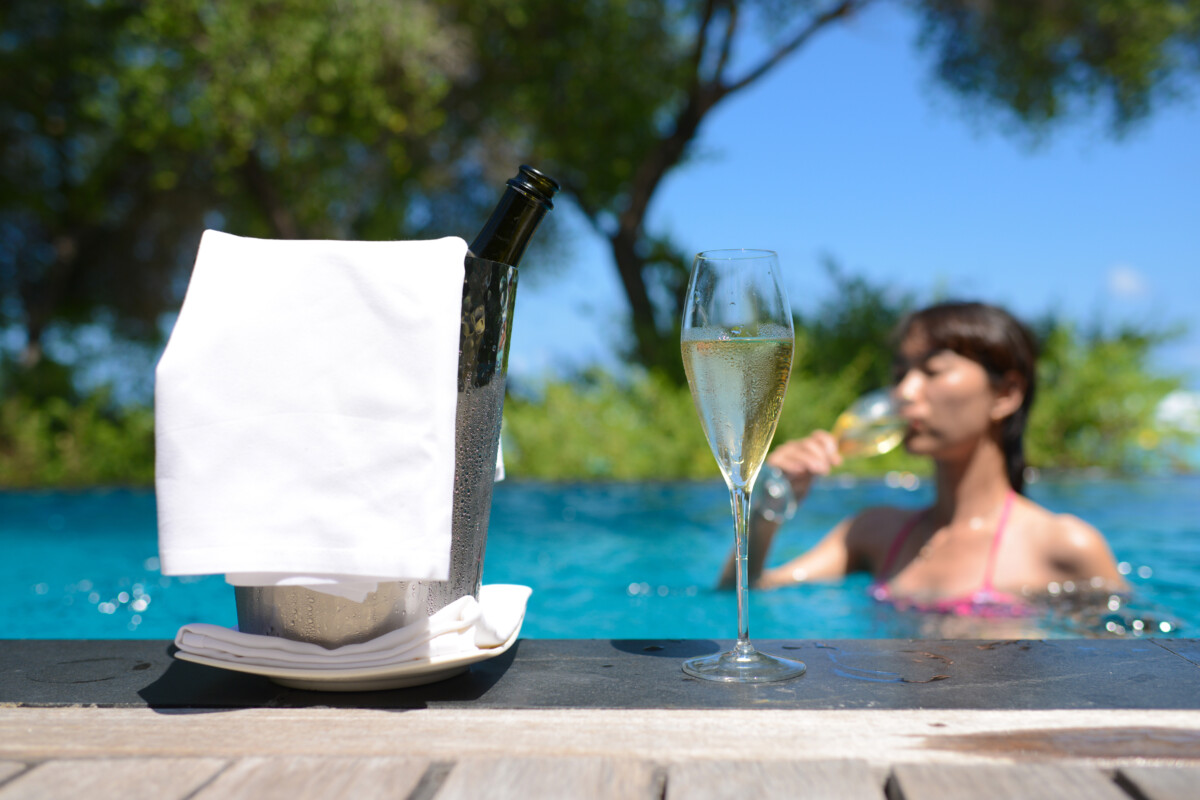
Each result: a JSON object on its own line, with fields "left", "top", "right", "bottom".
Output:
{"left": 1, "top": 476, "right": 1196, "bottom": 640}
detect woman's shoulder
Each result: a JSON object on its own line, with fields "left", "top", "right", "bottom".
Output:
{"left": 1015, "top": 496, "right": 1120, "bottom": 577}
{"left": 1016, "top": 496, "right": 1102, "bottom": 545}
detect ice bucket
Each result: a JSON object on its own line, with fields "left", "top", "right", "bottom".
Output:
{"left": 233, "top": 255, "right": 517, "bottom": 648}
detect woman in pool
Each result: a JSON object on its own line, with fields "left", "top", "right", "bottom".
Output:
{"left": 720, "top": 301, "right": 1124, "bottom": 615}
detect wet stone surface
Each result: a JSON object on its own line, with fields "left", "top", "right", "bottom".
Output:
{"left": 2, "top": 638, "right": 1199, "bottom": 710}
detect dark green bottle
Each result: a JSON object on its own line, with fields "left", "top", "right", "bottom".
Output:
{"left": 467, "top": 165, "right": 560, "bottom": 267}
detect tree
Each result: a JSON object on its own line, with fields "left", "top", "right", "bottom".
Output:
{"left": 3, "top": 0, "right": 1198, "bottom": 388}
{"left": 0, "top": 0, "right": 689, "bottom": 390}
{"left": 512, "top": 0, "right": 1200, "bottom": 376}
{"left": 0, "top": 0, "right": 510, "bottom": 380}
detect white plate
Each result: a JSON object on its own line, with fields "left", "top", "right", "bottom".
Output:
{"left": 174, "top": 622, "right": 522, "bottom": 692}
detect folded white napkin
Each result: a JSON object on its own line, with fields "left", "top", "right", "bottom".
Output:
{"left": 175, "top": 584, "right": 531, "bottom": 670}
{"left": 155, "top": 230, "right": 467, "bottom": 588}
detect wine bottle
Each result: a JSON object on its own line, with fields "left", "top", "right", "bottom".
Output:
{"left": 468, "top": 165, "right": 560, "bottom": 267}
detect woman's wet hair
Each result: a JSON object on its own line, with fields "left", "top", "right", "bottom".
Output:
{"left": 893, "top": 301, "right": 1039, "bottom": 494}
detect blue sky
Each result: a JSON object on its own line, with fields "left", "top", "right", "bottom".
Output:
{"left": 508, "top": 5, "right": 1200, "bottom": 390}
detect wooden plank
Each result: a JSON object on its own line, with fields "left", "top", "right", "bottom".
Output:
{"left": 0, "top": 757, "right": 226, "bottom": 800}
{"left": 1118, "top": 766, "right": 1200, "bottom": 800}
{"left": 6, "top": 707, "right": 1200, "bottom": 765}
{"left": 0, "top": 763, "right": 25, "bottom": 786}
{"left": 192, "top": 756, "right": 430, "bottom": 800}
{"left": 436, "top": 757, "right": 661, "bottom": 800}
{"left": 889, "top": 763, "right": 1129, "bottom": 800}
{"left": 666, "top": 759, "right": 883, "bottom": 800}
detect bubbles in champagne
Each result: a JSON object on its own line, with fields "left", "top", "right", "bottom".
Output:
{"left": 681, "top": 327, "right": 793, "bottom": 487}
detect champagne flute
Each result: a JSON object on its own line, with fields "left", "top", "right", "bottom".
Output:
{"left": 829, "top": 388, "right": 905, "bottom": 459}
{"left": 756, "top": 389, "right": 905, "bottom": 521}
{"left": 681, "top": 249, "right": 805, "bottom": 683}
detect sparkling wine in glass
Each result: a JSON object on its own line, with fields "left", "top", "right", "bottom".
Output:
{"left": 756, "top": 389, "right": 905, "bottom": 522}
{"left": 830, "top": 388, "right": 905, "bottom": 458}
{"left": 681, "top": 249, "right": 805, "bottom": 683}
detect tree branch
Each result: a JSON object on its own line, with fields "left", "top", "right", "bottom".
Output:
{"left": 603, "top": 0, "right": 878, "bottom": 372}
{"left": 725, "top": 0, "right": 874, "bottom": 95}
{"left": 713, "top": 1, "right": 740, "bottom": 83}
{"left": 690, "top": 0, "right": 720, "bottom": 89}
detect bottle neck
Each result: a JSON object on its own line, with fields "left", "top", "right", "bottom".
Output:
{"left": 468, "top": 166, "right": 559, "bottom": 268}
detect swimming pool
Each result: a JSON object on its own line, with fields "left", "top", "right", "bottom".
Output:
{"left": 2, "top": 475, "right": 1196, "bottom": 640}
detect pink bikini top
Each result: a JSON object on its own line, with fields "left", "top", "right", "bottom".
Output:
{"left": 869, "top": 491, "right": 1033, "bottom": 617}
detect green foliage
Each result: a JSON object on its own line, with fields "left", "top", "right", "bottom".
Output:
{"left": 499, "top": 363, "right": 929, "bottom": 483}
{"left": 446, "top": 0, "right": 688, "bottom": 207}
{"left": 7, "top": 0, "right": 1198, "bottom": 382}
{"left": 503, "top": 369, "right": 713, "bottom": 481}
{"left": 1028, "top": 322, "right": 1193, "bottom": 473}
{"left": 0, "top": 391, "right": 155, "bottom": 488}
{"left": 917, "top": 0, "right": 1200, "bottom": 133}
{"left": 0, "top": 293, "right": 1191, "bottom": 487}
{"left": 0, "top": 0, "right": 591, "bottom": 367}
{"left": 118, "top": 0, "right": 467, "bottom": 237}
{"left": 501, "top": 277, "right": 1194, "bottom": 482}
{"left": 792, "top": 259, "right": 919, "bottom": 390}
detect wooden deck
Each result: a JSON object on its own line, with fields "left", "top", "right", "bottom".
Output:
{"left": 2, "top": 638, "right": 1200, "bottom": 798}
{"left": 3, "top": 748, "right": 1199, "bottom": 799}
{"left": 4, "top": 709, "right": 1200, "bottom": 798}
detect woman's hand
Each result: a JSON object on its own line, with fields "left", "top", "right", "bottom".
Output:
{"left": 766, "top": 431, "right": 842, "bottom": 505}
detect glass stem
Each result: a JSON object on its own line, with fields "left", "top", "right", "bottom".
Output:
{"left": 731, "top": 484, "right": 755, "bottom": 659}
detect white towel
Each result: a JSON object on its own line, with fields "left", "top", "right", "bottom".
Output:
{"left": 174, "top": 585, "right": 532, "bottom": 669}
{"left": 155, "top": 230, "right": 466, "bottom": 587}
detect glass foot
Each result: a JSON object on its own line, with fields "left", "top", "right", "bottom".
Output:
{"left": 682, "top": 646, "right": 806, "bottom": 683}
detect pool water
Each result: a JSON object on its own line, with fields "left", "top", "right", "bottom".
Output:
{"left": 2, "top": 476, "right": 1197, "bottom": 640}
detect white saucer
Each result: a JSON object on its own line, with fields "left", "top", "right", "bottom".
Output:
{"left": 174, "top": 623, "right": 522, "bottom": 692}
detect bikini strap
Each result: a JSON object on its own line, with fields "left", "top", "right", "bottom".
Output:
{"left": 873, "top": 509, "right": 928, "bottom": 586}
{"left": 980, "top": 490, "right": 1017, "bottom": 593}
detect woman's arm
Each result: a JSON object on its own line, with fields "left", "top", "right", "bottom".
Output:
{"left": 717, "top": 512, "right": 781, "bottom": 589}
{"left": 756, "top": 515, "right": 858, "bottom": 588}
{"left": 726, "top": 505, "right": 902, "bottom": 590}
{"left": 717, "top": 431, "right": 844, "bottom": 589}
{"left": 718, "top": 511, "right": 860, "bottom": 590}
